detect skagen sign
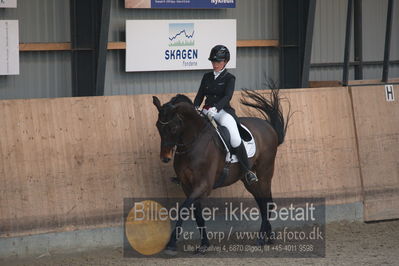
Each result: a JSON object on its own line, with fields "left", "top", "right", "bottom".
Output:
{"left": 126, "top": 19, "right": 236, "bottom": 72}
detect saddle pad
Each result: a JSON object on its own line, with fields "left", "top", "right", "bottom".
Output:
{"left": 225, "top": 125, "right": 256, "bottom": 163}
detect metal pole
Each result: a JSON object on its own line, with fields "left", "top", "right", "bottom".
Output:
{"left": 95, "top": 0, "right": 111, "bottom": 96}
{"left": 353, "top": 0, "right": 363, "bottom": 80}
{"left": 301, "top": 0, "right": 317, "bottom": 88}
{"left": 343, "top": 0, "right": 353, "bottom": 86}
{"left": 382, "top": 0, "right": 394, "bottom": 83}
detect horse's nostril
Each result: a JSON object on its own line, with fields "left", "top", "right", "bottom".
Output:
{"left": 162, "top": 158, "right": 171, "bottom": 163}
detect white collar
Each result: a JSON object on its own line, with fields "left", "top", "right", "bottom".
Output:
{"left": 213, "top": 68, "right": 226, "bottom": 79}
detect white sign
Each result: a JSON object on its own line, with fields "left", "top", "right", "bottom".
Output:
{"left": 126, "top": 19, "right": 236, "bottom": 72}
{"left": 0, "top": 20, "right": 19, "bottom": 75}
{"left": 0, "top": 0, "right": 17, "bottom": 8}
{"left": 385, "top": 85, "right": 395, "bottom": 102}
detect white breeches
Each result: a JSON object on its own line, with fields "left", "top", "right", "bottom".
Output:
{"left": 202, "top": 108, "right": 241, "bottom": 148}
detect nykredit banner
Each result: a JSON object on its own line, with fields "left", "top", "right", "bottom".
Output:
{"left": 126, "top": 19, "right": 236, "bottom": 72}
{"left": 125, "top": 0, "right": 235, "bottom": 9}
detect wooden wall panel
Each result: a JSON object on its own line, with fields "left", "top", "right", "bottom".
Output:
{"left": 213, "top": 88, "right": 362, "bottom": 205}
{"left": 0, "top": 95, "right": 183, "bottom": 237}
{"left": 0, "top": 87, "right": 364, "bottom": 237}
{"left": 271, "top": 88, "right": 361, "bottom": 204}
{"left": 350, "top": 85, "right": 399, "bottom": 221}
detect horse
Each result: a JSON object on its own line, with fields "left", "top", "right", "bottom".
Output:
{"left": 152, "top": 87, "right": 289, "bottom": 255}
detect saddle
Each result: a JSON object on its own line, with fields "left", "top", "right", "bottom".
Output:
{"left": 214, "top": 122, "right": 256, "bottom": 163}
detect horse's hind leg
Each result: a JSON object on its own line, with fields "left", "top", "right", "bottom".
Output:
{"left": 245, "top": 165, "right": 275, "bottom": 246}
{"left": 254, "top": 196, "right": 274, "bottom": 246}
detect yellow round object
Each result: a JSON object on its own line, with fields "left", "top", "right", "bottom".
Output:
{"left": 125, "top": 200, "right": 171, "bottom": 255}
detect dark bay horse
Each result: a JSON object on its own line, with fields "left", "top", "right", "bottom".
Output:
{"left": 152, "top": 88, "right": 288, "bottom": 254}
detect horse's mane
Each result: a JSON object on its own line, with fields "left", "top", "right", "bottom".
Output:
{"left": 169, "top": 94, "right": 193, "bottom": 105}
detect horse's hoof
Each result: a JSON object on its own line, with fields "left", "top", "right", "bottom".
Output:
{"left": 256, "top": 238, "right": 266, "bottom": 247}
{"left": 195, "top": 245, "right": 208, "bottom": 255}
{"left": 266, "top": 238, "right": 274, "bottom": 245}
{"left": 256, "top": 236, "right": 274, "bottom": 246}
{"left": 164, "top": 246, "right": 177, "bottom": 256}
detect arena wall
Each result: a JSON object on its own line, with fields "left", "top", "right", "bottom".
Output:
{"left": 0, "top": 86, "right": 397, "bottom": 239}
{"left": 350, "top": 85, "right": 399, "bottom": 221}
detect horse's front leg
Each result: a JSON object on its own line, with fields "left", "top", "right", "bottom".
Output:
{"left": 164, "top": 184, "right": 208, "bottom": 255}
{"left": 193, "top": 201, "right": 210, "bottom": 253}
{"left": 164, "top": 196, "right": 195, "bottom": 255}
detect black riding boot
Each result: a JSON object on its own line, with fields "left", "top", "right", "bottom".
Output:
{"left": 232, "top": 142, "right": 258, "bottom": 184}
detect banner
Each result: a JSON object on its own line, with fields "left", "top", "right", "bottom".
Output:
{"left": 126, "top": 19, "right": 236, "bottom": 72}
{"left": 0, "top": 0, "right": 17, "bottom": 8}
{"left": 0, "top": 20, "right": 19, "bottom": 75}
{"left": 123, "top": 197, "right": 326, "bottom": 258}
{"left": 125, "top": 0, "right": 235, "bottom": 9}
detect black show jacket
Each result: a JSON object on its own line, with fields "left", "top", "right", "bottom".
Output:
{"left": 194, "top": 69, "right": 236, "bottom": 115}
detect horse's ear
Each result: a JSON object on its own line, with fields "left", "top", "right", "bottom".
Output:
{"left": 152, "top": 96, "right": 161, "bottom": 112}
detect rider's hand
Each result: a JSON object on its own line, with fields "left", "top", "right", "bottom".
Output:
{"left": 207, "top": 107, "right": 218, "bottom": 119}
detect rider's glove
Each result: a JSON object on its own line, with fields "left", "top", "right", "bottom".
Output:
{"left": 207, "top": 107, "right": 218, "bottom": 119}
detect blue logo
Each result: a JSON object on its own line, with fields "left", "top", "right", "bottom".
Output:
{"left": 169, "top": 23, "right": 195, "bottom": 47}
{"left": 165, "top": 23, "right": 198, "bottom": 64}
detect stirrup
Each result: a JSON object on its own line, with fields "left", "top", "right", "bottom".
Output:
{"left": 245, "top": 171, "right": 258, "bottom": 184}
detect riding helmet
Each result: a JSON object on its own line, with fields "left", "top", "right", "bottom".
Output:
{"left": 208, "top": 45, "right": 230, "bottom": 62}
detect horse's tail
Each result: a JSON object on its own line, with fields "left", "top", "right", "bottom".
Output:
{"left": 240, "top": 85, "right": 290, "bottom": 146}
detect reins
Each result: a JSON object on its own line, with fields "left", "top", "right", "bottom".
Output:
{"left": 174, "top": 120, "right": 210, "bottom": 154}
{"left": 158, "top": 106, "right": 223, "bottom": 155}
{"left": 158, "top": 110, "right": 210, "bottom": 154}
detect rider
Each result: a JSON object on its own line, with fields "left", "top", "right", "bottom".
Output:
{"left": 194, "top": 45, "right": 258, "bottom": 184}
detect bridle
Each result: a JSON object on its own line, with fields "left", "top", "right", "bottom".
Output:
{"left": 158, "top": 113, "right": 184, "bottom": 147}
{"left": 158, "top": 111, "right": 209, "bottom": 154}
{"left": 174, "top": 122, "right": 210, "bottom": 154}
{"left": 158, "top": 112, "right": 183, "bottom": 125}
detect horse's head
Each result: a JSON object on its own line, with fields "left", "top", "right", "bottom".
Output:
{"left": 152, "top": 95, "right": 194, "bottom": 163}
